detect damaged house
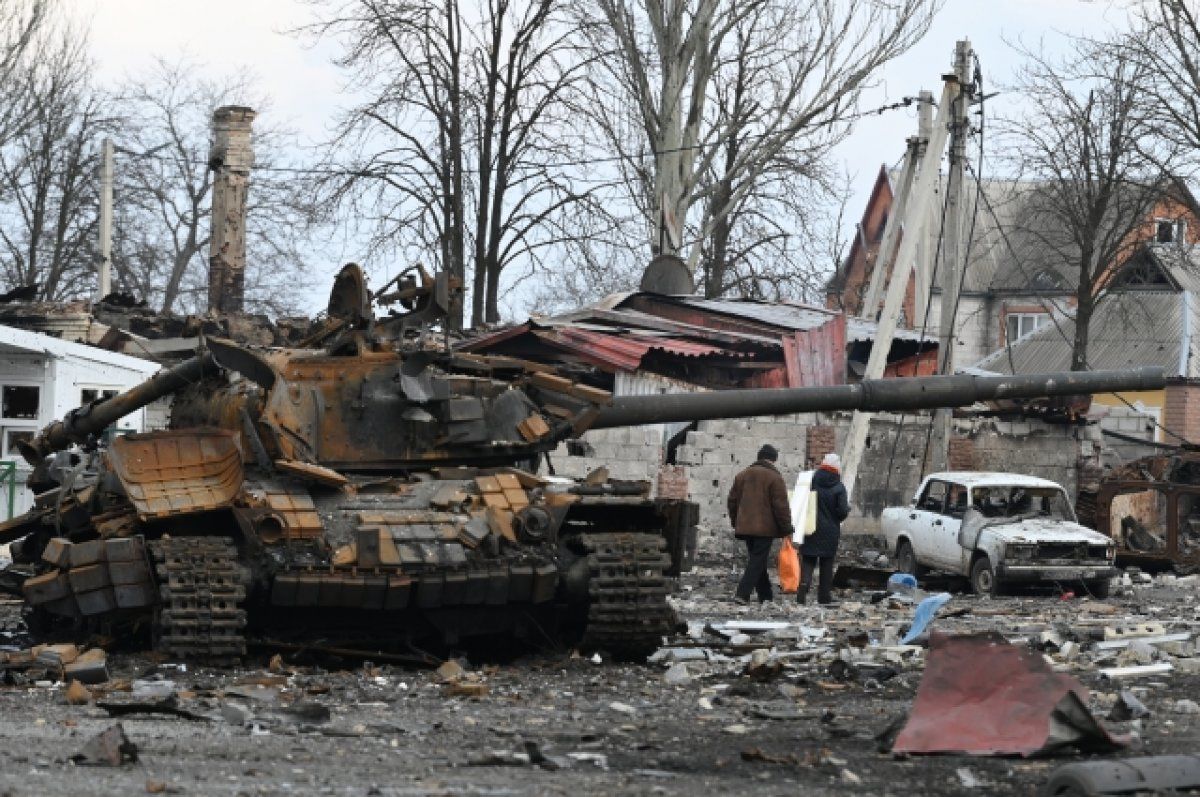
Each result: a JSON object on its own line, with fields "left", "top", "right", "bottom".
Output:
{"left": 827, "top": 168, "right": 1200, "bottom": 370}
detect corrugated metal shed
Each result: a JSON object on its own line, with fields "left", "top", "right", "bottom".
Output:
{"left": 973, "top": 291, "right": 1186, "bottom": 376}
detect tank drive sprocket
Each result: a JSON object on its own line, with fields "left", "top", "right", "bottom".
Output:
{"left": 580, "top": 532, "right": 676, "bottom": 658}
{"left": 150, "top": 537, "right": 248, "bottom": 662}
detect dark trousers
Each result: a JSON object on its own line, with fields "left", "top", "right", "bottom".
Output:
{"left": 798, "top": 556, "right": 835, "bottom": 604}
{"left": 736, "top": 536, "right": 774, "bottom": 602}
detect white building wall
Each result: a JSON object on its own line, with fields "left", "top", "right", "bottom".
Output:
{"left": 0, "top": 332, "right": 160, "bottom": 520}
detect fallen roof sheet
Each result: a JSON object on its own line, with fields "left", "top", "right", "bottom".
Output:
{"left": 893, "top": 632, "right": 1126, "bottom": 757}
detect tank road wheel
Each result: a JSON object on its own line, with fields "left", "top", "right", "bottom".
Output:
{"left": 149, "top": 537, "right": 248, "bottom": 663}
{"left": 580, "top": 533, "right": 677, "bottom": 660}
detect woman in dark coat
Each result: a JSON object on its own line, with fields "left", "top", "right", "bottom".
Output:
{"left": 799, "top": 453, "right": 850, "bottom": 605}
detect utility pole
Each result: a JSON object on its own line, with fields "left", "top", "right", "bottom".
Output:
{"left": 840, "top": 70, "right": 961, "bottom": 498}
{"left": 207, "top": 105, "right": 256, "bottom": 314}
{"left": 927, "top": 40, "right": 974, "bottom": 473}
{"left": 860, "top": 133, "right": 919, "bottom": 320}
{"left": 912, "top": 90, "right": 934, "bottom": 324}
{"left": 97, "top": 137, "right": 114, "bottom": 301}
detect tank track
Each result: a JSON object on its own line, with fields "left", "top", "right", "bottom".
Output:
{"left": 149, "top": 537, "right": 247, "bottom": 663}
{"left": 580, "top": 532, "right": 676, "bottom": 658}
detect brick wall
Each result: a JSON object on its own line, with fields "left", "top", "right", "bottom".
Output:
{"left": 656, "top": 465, "right": 688, "bottom": 500}
{"left": 948, "top": 436, "right": 975, "bottom": 470}
{"left": 806, "top": 425, "right": 837, "bottom": 467}
{"left": 1164, "top": 383, "right": 1200, "bottom": 445}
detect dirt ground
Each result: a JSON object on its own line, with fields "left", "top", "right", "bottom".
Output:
{"left": 1, "top": 559, "right": 1198, "bottom": 797}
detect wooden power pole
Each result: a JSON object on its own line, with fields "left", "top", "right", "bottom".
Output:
{"left": 97, "top": 137, "right": 114, "bottom": 301}
{"left": 208, "top": 106, "right": 256, "bottom": 314}
{"left": 927, "top": 40, "right": 974, "bottom": 473}
{"left": 840, "top": 54, "right": 967, "bottom": 498}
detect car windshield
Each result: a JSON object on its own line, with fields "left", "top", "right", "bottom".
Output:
{"left": 971, "top": 486, "right": 1076, "bottom": 522}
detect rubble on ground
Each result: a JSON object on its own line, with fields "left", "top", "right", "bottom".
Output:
{"left": 0, "top": 563, "right": 1197, "bottom": 793}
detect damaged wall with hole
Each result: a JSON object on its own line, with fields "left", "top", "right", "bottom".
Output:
{"left": 548, "top": 407, "right": 1156, "bottom": 558}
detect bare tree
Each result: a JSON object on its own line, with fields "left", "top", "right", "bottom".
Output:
{"left": 1001, "top": 39, "right": 1180, "bottom": 371}
{"left": 0, "top": 0, "right": 49, "bottom": 148}
{"left": 301, "top": 0, "right": 592, "bottom": 328}
{"left": 0, "top": 15, "right": 109, "bottom": 300}
{"left": 580, "top": 0, "right": 938, "bottom": 282}
{"left": 1127, "top": 1, "right": 1200, "bottom": 184}
{"left": 111, "top": 60, "right": 317, "bottom": 316}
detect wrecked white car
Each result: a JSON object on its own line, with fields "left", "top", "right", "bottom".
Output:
{"left": 882, "top": 472, "right": 1117, "bottom": 597}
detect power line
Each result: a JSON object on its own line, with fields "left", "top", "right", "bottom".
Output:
{"left": 114, "top": 95, "right": 935, "bottom": 181}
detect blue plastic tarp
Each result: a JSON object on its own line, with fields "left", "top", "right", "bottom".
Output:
{"left": 901, "top": 592, "right": 952, "bottom": 644}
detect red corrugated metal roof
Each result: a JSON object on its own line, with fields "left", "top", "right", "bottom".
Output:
{"left": 547, "top": 327, "right": 736, "bottom": 372}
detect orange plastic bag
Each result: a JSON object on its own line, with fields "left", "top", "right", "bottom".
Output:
{"left": 778, "top": 542, "right": 800, "bottom": 594}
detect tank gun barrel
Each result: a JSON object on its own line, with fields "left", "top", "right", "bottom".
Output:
{"left": 591, "top": 367, "right": 1165, "bottom": 429}
{"left": 19, "top": 353, "right": 218, "bottom": 465}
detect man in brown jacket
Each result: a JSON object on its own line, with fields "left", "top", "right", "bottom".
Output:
{"left": 727, "top": 444, "right": 795, "bottom": 603}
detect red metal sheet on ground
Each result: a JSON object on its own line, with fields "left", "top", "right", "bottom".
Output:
{"left": 893, "top": 632, "right": 1125, "bottom": 757}
{"left": 782, "top": 314, "right": 845, "bottom": 387}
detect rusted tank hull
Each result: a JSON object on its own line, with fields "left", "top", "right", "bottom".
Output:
{"left": 12, "top": 437, "right": 695, "bottom": 659}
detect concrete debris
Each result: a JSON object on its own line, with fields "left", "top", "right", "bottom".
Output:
{"left": 1173, "top": 699, "right": 1200, "bottom": 715}
{"left": 663, "top": 662, "right": 691, "bottom": 685}
{"left": 1108, "top": 690, "right": 1151, "bottom": 721}
{"left": 1100, "top": 663, "right": 1174, "bottom": 680}
{"left": 71, "top": 723, "right": 138, "bottom": 766}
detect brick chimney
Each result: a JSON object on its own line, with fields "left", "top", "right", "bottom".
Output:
{"left": 207, "top": 105, "right": 255, "bottom": 314}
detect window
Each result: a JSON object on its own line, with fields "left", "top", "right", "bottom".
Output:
{"left": 81, "top": 388, "right": 119, "bottom": 405}
{"left": 946, "top": 484, "right": 969, "bottom": 518}
{"left": 2, "top": 385, "right": 39, "bottom": 419}
{"left": 918, "top": 480, "right": 948, "bottom": 512}
{"left": 1156, "top": 218, "right": 1189, "bottom": 244}
{"left": 1006, "top": 312, "right": 1050, "bottom": 343}
{"left": 3, "top": 429, "right": 32, "bottom": 458}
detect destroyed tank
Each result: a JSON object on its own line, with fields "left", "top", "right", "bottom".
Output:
{"left": 0, "top": 264, "right": 1167, "bottom": 661}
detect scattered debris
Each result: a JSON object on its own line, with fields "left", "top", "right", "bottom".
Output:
{"left": 1108, "top": 690, "right": 1151, "bottom": 721}
{"left": 97, "top": 697, "right": 211, "bottom": 722}
{"left": 64, "top": 679, "right": 91, "bottom": 705}
{"left": 71, "top": 724, "right": 138, "bottom": 766}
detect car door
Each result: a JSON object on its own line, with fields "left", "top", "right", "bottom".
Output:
{"left": 908, "top": 479, "right": 948, "bottom": 567}
{"left": 929, "top": 482, "right": 968, "bottom": 572}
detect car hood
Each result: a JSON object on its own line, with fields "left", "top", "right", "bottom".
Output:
{"left": 981, "top": 517, "right": 1111, "bottom": 546}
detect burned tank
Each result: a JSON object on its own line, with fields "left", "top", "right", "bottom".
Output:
{"left": 0, "top": 264, "right": 1167, "bottom": 661}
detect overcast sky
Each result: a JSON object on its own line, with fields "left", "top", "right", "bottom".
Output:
{"left": 79, "top": 0, "right": 1134, "bottom": 317}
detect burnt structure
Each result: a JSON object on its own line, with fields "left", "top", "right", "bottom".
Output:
{"left": 0, "top": 264, "right": 1167, "bottom": 661}
{"left": 1078, "top": 451, "right": 1200, "bottom": 572}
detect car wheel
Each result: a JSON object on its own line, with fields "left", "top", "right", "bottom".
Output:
{"left": 895, "top": 540, "right": 925, "bottom": 578}
{"left": 1084, "top": 578, "right": 1111, "bottom": 599}
{"left": 970, "top": 556, "right": 1000, "bottom": 596}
